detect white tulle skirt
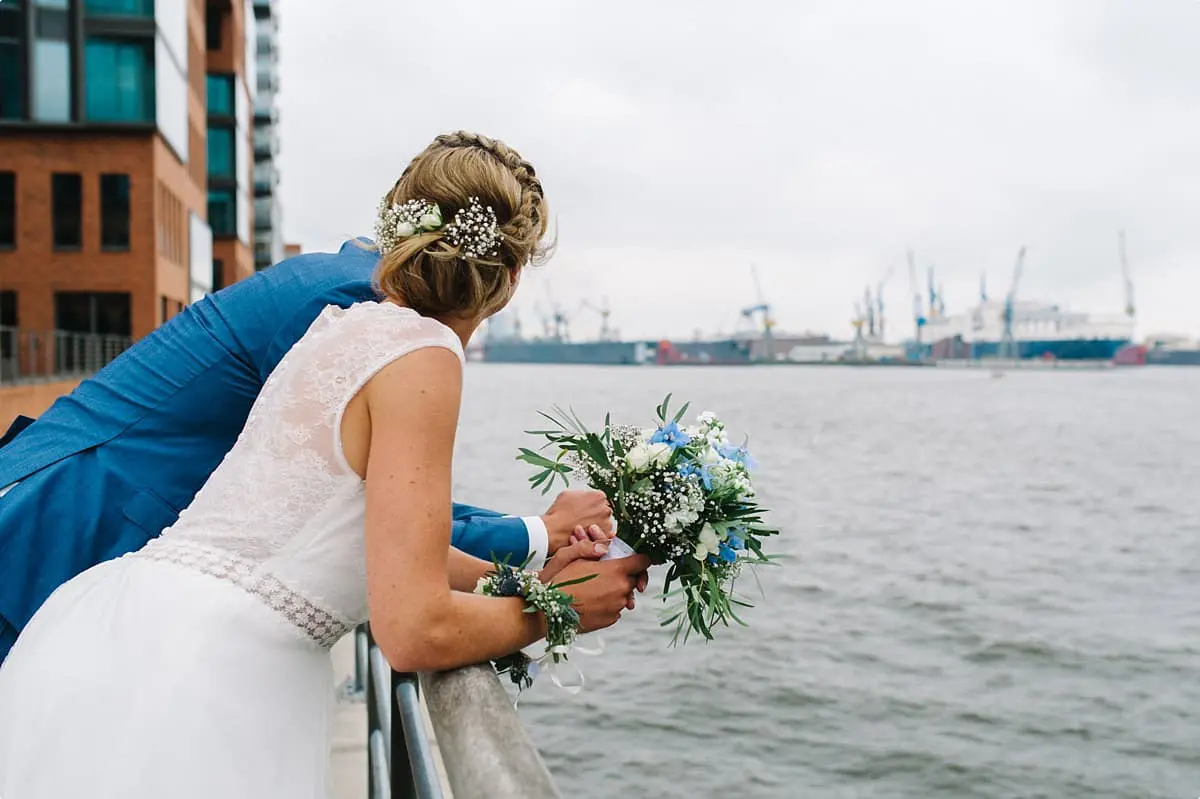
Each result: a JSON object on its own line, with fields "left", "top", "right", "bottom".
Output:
{"left": 0, "top": 555, "right": 334, "bottom": 798}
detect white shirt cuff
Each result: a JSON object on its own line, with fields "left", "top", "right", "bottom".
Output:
{"left": 520, "top": 515, "right": 550, "bottom": 568}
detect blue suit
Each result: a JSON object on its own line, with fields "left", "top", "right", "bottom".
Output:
{"left": 0, "top": 240, "right": 537, "bottom": 663}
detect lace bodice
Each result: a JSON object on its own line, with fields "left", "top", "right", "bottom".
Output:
{"left": 136, "top": 302, "right": 465, "bottom": 647}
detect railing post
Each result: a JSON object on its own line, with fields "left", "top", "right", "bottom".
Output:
{"left": 365, "top": 623, "right": 388, "bottom": 799}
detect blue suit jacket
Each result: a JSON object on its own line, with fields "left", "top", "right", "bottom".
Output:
{"left": 0, "top": 240, "right": 530, "bottom": 657}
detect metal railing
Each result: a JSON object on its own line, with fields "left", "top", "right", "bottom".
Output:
{"left": 355, "top": 623, "right": 561, "bottom": 799}
{"left": 0, "top": 326, "right": 132, "bottom": 384}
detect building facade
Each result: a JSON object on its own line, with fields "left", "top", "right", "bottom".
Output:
{"left": 0, "top": 0, "right": 259, "bottom": 344}
{"left": 250, "top": 0, "right": 282, "bottom": 271}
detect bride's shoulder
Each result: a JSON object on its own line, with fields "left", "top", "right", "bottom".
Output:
{"left": 327, "top": 302, "right": 463, "bottom": 359}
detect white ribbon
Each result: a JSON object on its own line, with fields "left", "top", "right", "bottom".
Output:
{"left": 511, "top": 636, "right": 606, "bottom": 706}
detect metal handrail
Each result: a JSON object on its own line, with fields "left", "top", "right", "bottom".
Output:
{"left": 362, "top": 625, "right": 444, "bottom": 799}
{"left": 0, "top": 326, "right": 132, "bottom": 385}
{"left": 357, "top": 622, "right": 561, "bottom": 799}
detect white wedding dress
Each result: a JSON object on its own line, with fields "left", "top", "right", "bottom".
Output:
{"left": 0, "top": 302, "right": 464, "bottom": 798}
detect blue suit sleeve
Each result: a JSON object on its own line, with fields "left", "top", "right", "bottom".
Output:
{"left": 450, "top": 502, "right": 530, "bottom": 563}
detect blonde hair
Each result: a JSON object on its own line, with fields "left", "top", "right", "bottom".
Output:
{"left": 372, "top": 131, "right": 551, "bottom": 319}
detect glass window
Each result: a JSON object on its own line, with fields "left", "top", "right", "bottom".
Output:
{"left": 0, "top": 290, "right": 15, "bottom": 326}
{"left": 206, "top": 73, "right": 233, "bottom": 116}
{"left": 84, "top": 38, "right": 155, "bottom": 122}
{"left": 35, "top": 8, "right": 69, "bottom": 39}
{"left": 100, "top": 173, "right": 131, "bottom": 250}
{"left": 0, "top": 5, "right": 24, "bottom": 39}
{"left": 33, "top": 40, "right": 71, "bottom": 122}
{"left": 54, "top": 292, "right": 132, "bottom": 335}
{"left": 208, "top": 189, "right": 235, "bottom": 237}
{"left": 52, "top": 173, "right": 82, "bottom": 249}
{"left": 84, "top": 0, "right": 155, "bottom": 17}
{"left": 0, "top": 40, "right": 21, "bottom": 120}
{"left": 205, "top": 7, "right": 224, "bottom": 51}
{"left": 0, "top": 172, "right": 14, "bottom": 248}
{"left": 207, "top": 125, "right": 235, "bottom": 178}
{"left": 1, "top": 290, "right": 15, "bottom": 362}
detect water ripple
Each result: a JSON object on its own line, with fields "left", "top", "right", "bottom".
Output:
{"left": 456, "top": 365, "right": 1200, "bottom": 799}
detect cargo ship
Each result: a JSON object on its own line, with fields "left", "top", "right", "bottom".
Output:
{"left": 914, "top": 298, "right": 1134, "bottom": 362}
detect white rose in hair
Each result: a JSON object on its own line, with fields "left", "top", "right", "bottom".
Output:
{"left": 394, "top": 221, "right": 416, "bottom": 238}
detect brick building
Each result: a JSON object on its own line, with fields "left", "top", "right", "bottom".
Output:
{"left": 0, "top": 0, "right": 265, "bottom": 344}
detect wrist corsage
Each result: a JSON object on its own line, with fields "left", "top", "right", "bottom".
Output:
{"left": 475, "top": 558, "right": 591, "bottom": 691}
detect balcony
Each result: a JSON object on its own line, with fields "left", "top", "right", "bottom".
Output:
{"left": 253, "top": 127, "right": 279, "bottom": 159}
{"left": 1, "top": 327, "right": 132, "bottom": 384}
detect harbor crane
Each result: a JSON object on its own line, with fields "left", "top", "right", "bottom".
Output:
{"left": 876, "top": 267, "right": 894, "bottom": 342}
{"left": 907, "top": 250, "right": 927, "bottom": 345}
{"left": 740, "top": 264, "right": 775, "bottom": 360}
{"left": 1119, "top": 231, "right": 1135, "bottom": 319}
{"left": 999, "top": 245, "right": 1027, "bottom": 359}
{"left": 863, "top": 286, "right": 876, "bottom": 338}
{"left": 538, "top": 283, "right": 571, "bottom": 341}
{"left": 579, "top": 297, "right": 615, "bottom": 341}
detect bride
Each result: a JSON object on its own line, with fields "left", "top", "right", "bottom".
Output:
{"left": 0, "top": 131, "right": 651, "bottom": 798}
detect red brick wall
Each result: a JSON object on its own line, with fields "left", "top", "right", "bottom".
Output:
{"left": 0, "top": 134, "right": 161, "bottom": 338}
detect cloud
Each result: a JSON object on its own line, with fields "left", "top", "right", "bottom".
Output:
{"left": 277, "top": 0, "right": 1199, "bottom": 341}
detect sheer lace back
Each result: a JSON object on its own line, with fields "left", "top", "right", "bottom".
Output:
{"left": 137, "top": 302, "right": 465, "bottom": 647}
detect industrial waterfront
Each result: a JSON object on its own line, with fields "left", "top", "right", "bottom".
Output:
{"left": 474, "top": 239, "right": 1200, "bottom": 370}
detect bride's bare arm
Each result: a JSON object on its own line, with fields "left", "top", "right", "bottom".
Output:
{"left": 359, "top": 347, "right": 546, "bottom": 672}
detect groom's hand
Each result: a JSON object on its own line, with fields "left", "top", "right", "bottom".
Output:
{"left": 541, "top": 489, "right": 614, "bottom": 553}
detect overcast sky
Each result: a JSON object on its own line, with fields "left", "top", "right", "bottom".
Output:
{"left": 277, "top": 0, "right": 1199, "bottom": 342}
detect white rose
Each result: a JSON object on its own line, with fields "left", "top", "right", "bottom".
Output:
{"left": 418, "top": 212, "right": 441, "bottom": 229}
{"left": 648, "top": 442, "right": 672, "bottom": 466}
{"left": 394, "top": 221, "right": 416, "bottom": 237}
{"left": 699, "top": 445, "right": 721, "bottom": 467}
{"left": 626, "top": 444, "right": 652, "bottom": 472}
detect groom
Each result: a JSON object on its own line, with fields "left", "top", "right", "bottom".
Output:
{"left": 0, "top": 239, "right": 615, "bottom": 663}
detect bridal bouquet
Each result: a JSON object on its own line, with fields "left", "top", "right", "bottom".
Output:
{"left": 518, "top": 395, "right": 777, "bottom": 644}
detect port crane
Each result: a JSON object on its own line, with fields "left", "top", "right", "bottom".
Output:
{"left": 1119, "top": 231, "right": 1135, "bottom": 319}
{"left": 579, "top": 296, "right": 615, "bottom": 341}
{"left": 740, "top": 264, "right": 775, "bottom": 360}
{"left": 863, "top": 287, "right": 876, "bottom": 338}
{"left": 536, "top": 283, "right": 571, "bottom": 341}
{"left": 998, "top": 245, "right": 1027, "bottom": 359}
{"left": 876, "top": 267, "right": 894, "bottom": 341}
{"left": 907, "top": 250, "right": 927, "bottom": 345}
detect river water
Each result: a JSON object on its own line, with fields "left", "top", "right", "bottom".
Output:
{"left": 453, "top": 364, "right": 1199, "bottom": 799}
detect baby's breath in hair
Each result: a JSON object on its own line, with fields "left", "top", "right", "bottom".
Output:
{"left": 445, "top": 197, "right": 502, "bottom": 260}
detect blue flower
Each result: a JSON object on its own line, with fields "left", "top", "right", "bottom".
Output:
{"left": 677, "top": 460, "right": 713, "bottom": 490}
{"left": 651, "top": 421, "right": 692, "bottom": 450}
{"left": 718, "top": 443, "right": 756, "bottom": 470}
{"left": 717, "top": 543, "right": 738, "bottom": 563}
{"left": 726, "top": 531, "right": 746, "bottom": 550}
